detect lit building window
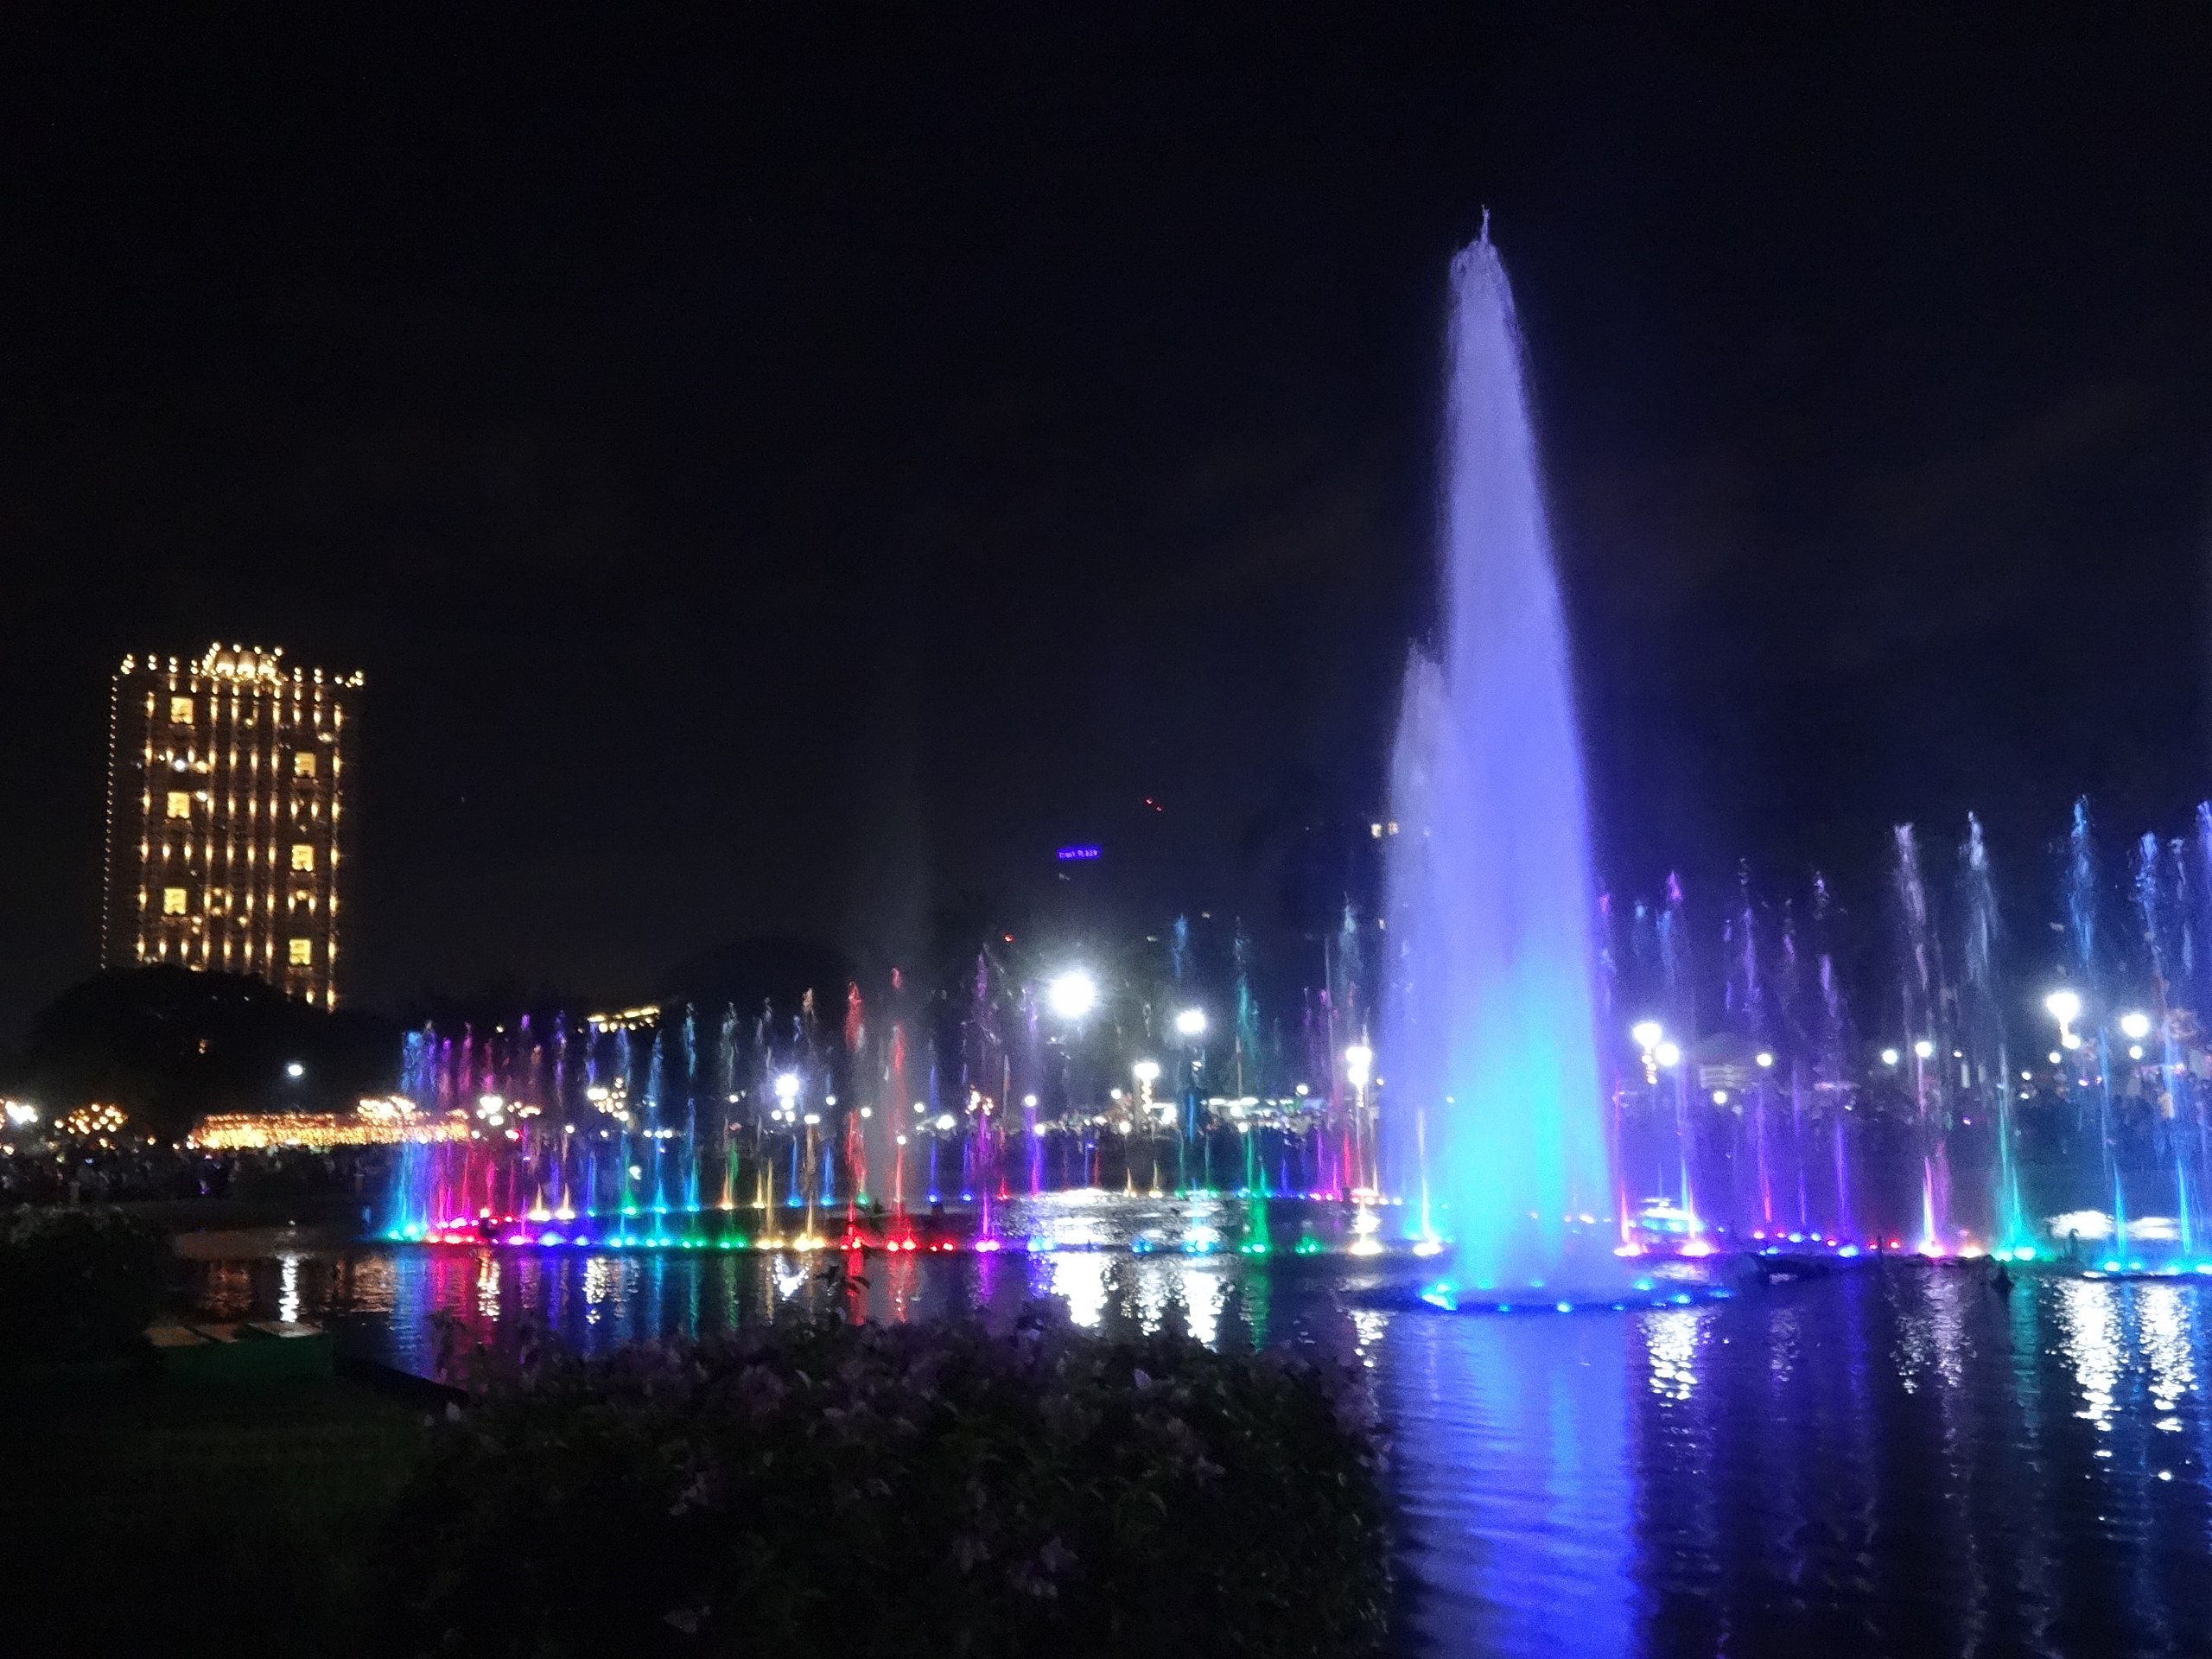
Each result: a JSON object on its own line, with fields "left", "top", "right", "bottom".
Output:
{"left": 162, "top": 887, "right": 188, "bottom": 915}
{"left": 289, "top": 938, "right": 313, "bottom": 965}
{"left": 166, "top": 791, "right": 192, "bottom": 819}
{"left": 290, "top": 843, "right": 315, "bottom": 872}
{"left": 293, "top": 752, "right": 317, "bottom": 778}
{"left": 170, "top": 696, "right": 194, "bottom": 724}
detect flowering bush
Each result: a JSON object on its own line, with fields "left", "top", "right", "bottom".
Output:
{"left": 0, "top": 1204, "right": 168, "bottom": 1360}
{"left": 381, "top": 1303, "right": 1388, "bottom": 1656}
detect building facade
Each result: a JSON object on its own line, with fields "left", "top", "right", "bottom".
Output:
{"left": 102, "top": 644, "right": 361, "bottom": 1007}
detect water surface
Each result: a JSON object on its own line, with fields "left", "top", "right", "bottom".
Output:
{"left": 188, "top": 1246, "right": 2212, "bottom": 1657}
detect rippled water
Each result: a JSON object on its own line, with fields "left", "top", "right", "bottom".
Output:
{"left": 188, "top": 1245, "right": 2212, "bottom": 1657}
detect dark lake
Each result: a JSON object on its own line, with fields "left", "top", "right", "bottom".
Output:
{"left": 188, "top": 1226, "right": 2212, "bottom": 1658}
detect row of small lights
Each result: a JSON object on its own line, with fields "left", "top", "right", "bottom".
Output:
{"left": 1633, "top": 989, "right": 2165, "bottom": 1084}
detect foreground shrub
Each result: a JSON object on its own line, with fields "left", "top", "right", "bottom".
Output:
{"left": 381, "top": 1305, "right": 1388, "bottom": 1657}
{"left": 0, "top": 1205, "right": 168, "bottom": 1361}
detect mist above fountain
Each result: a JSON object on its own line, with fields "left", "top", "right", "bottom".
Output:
{"left": 1381, "top": 226, "right": 1615, "bottom": 1290}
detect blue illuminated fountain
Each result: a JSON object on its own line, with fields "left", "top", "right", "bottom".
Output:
{"left": 1380, "top": 224, "right": 1616, "bottom": 1292}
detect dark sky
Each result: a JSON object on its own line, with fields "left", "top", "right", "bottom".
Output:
{"left": 3, "top": 8, "right": 2209, "bottom": 1034}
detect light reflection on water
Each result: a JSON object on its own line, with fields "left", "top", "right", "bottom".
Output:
{"left": 184, "top": 1249, "right": 2212, "bottom": 1658}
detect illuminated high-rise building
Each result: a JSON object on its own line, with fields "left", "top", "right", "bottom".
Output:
{"left": 102, "top": 643, "right": 363, "bottom": 1008}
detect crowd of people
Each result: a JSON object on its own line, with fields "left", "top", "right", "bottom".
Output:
{"left": 0, "top": 1137, "right": 391, "bottom": 1209}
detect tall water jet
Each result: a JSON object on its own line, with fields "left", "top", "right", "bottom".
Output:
{"left": 1960, "top": 815, "right": 2027, "bottom": 1252}
{"left": 1381, "top": 226, "right": 1611, "bottom": 1287}
{"left": 1892, "top": 825, "right": 1951, "bottom": 1250}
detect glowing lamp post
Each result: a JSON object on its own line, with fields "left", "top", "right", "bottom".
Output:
{"left": 1132, "top": 1058, "right": 1160, "bottom": 1111}
{"left": 2045, "top": 990, "right": 2083, "bottom": 1054}
{"left": 1632, "top": 1020, "right": 1665, "bottom": 1089}
{"left": 2120, "top": 1009, "right": 2152, "bottom": 1064}
{"left": 1344, "top": 1043, "right": 1376, "bottom": 1197}
{"left": 1047, "top": 970, "right": 1099, "bottom": 1021}
{"left": 1174, "top": 1007, "right": 1208, "bottom": 1039}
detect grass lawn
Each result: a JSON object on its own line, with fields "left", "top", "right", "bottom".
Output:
{"left": 0, "top": 1366, "right": 429, "bottom": 1655}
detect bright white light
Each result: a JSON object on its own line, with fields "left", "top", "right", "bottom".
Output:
{"left": 1913, "top": 1039, "right": 1935, "bottom": 1060}
{"left": 285, "top": 1061, "right": 305, "bottom": 1079}
{"left": 1133, "top": 1059, "right": 1160, "bottom": 1085}
{"left": 2045, "top": 989, "right": 2083, "bottom": 1025}
{"left": 2049, "top": 1051, "right": 2063, "bottom": 1065}
{"left": 1630, "top": 1020, "right": 1663, "bottom": 1052}
{"left": 1021, "top": 1093, "right": 1039, "bottom": 1109}
{"left": 2062, "top": 1032, "right": 2082, "bottom": 1052}
{"left": 1880, "top": 1048, "right": 1900, "bottom": 1067}
{"left": 1654, "top": 1041, "right": 1681, "bottom": 1068}
{"left": 1047, "top": 969, "right": 1099, "bottom": 1020}
{"left": 802, "top": 1112, "right": 821, "bottom": 1126}
{"left": 1755, "top": 1051, "right": 1775, "bottom": 1069}
{"left": 1712, "top": 1089, "right": 1730, "bottom": 1106}
{"left": 2129, "top": 1045, "right": 2145, "bottom": 1061}
{"left": 773, "top": 1072, "right": 800, "bottom": 1105}
{"left": 1344, "top": 1045, "right": 1374, "bottom": 1087}
{"left": 1173, "top": 1007, "right": 1208, "bottom": 1038}
{"left": 2120, "top": 1011, "right": 2152, "bottom": 1041}
{"left": 858, "top": 1106, "right": 872, "bottom": 1119}
{"left": 935, "top": 1113, "right": 956, "bottom": 1131}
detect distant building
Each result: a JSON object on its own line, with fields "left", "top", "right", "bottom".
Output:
{"left": 102, "top": 643, "right": 362, "bottom": 1008}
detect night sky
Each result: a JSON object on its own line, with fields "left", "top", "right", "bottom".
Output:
{"left": 4, "top": 10, "right": 2209, "bottom": 1035}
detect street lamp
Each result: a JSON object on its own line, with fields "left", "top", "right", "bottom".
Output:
{"left": 1132, "top": 1059, "right": 1161, "bottom": 1086}
{"left": 1174, "top": 1007, "right": 1207, "bottom": 1038}
{"left": 1913, "top": 1039, "right": 1935, "bottom": 1060}
{"left": 774, "top": 1072, "right": 801, "bottom": 1108}
{"left": 285, "top": 1061, "right": 305, "bottom": 1080}
{"left": 1342, "top": 1044, "right": 1377, "bottom": 1197}
{"left": 1755, "top": 1052, "right": 1775, "bottom": 1069}
{"left": 1343, "top": 1045, "right": 1373, "bottom": 1088}
{"left": 1654, "top": 1040, "right": 1681, "bottom": 1068}
{"left": 2120, "top": 1011, "right": 2152, "bottom": 1041}
{"left": 1631, "top": 1020, "right": 1663, "bottom": 1052}
{"left": 1880, "top": 1048, "right": 1900, "bottom": 1067}
{"left": 1047, "top": 970, "right": 1099, "bottom": 1020}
